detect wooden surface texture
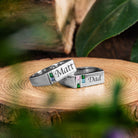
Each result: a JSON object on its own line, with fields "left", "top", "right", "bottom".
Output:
{"left": 0, "top": 58, "right": 137, "bottom": 110}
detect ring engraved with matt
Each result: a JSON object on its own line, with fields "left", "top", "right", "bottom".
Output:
{"left": 29, "top": 59, "right": 76, "bottom": 86}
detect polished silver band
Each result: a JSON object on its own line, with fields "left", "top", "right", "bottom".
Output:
{"left": 59, "top": 67, "right": 104, "bottom": 88}
{"left": 30, "top": 59, "right": 76, "bottom": 86}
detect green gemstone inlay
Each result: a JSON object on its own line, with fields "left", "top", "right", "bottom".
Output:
{"left": 49, "top": 73, "right": 53, "bottom": 78}
{"left": 82, "top": 75, "right": 85, "bottom": 79}
{"left": 77, "top": 83, "right": 80, "bottom": 88}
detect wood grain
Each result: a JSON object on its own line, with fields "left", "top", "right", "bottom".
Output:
{"left": 0, "top": 58, "right": 138, "bottom": 110}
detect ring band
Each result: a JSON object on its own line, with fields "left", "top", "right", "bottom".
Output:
{"left": 30, "top": 59, "right": 76, "bottom": 86}
{"left": 59, "top": 67, "right": 104, "bottom": 88}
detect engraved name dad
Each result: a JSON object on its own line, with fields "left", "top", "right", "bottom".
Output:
{"left": 54, "top": 64, "right": 74, "bottom": 77}
{"left": 88, "top": 74, "right": 102, "bottom": 82}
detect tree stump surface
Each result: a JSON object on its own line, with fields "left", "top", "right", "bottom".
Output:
{"left": 0, "top": 58, "right": 138, "bottom": 123}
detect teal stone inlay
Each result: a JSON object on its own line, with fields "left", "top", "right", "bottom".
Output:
{"left": 82, "top": 79, "right": 85, "bottom": 83}
{"left": 77, "top": 83, "right": 80, "bottom": 88}
{"left": 82, "top": 75, "right": 85, "bottom": 79}
{"left": 82, "top": 75, "right": 85, "bottom": 83}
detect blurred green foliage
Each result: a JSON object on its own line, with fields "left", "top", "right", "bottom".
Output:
{"left": 0, "top": 81, "right": 137, "bottom": 137}
{"left": 76, "top": 0, "right": 138, "bottom": 56}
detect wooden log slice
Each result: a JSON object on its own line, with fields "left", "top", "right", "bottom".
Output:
{"left": 0, "top": 58, "right": 138, "bottom": 125}
{"left": 0, "top": 57, "right": 138, "bottom": 109}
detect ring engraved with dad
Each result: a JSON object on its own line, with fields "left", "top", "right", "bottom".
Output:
{"left": 59, "top": 67, "right": 104, "bottom": 88}
{"left": 29, "top": 59, "right": 104, "bottom": 88}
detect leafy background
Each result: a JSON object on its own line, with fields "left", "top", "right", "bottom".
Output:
{"left": 75, "top": 0, "right": 138, "bottom": 57}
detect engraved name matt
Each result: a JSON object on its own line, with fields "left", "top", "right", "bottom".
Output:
{"left": 54, "top": 63, "right": 74, "bottom": 78}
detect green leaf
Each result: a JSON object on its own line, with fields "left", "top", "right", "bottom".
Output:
{"left": 75, "top": 0, "right": 138, "bottom": 56}
{"left": 131, "top": 38, "right": 138, "bottom": 63}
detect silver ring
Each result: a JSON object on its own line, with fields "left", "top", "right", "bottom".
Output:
{"left": 59, "top": 67, "right": 104, "bottom": 88}
{"left": 30, "top": 59, "right": 76, "bottom": 86}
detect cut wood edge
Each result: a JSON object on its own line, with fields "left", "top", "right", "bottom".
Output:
{"left": 55, "top": 0, "right": 76, "bottom": 54}
{"left": 55, "top": 0, "right": 96, "bottom": 54}
{"left": 75, "top": 0, "right": 96, "bottom": 24}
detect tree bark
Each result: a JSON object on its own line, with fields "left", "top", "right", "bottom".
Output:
{"left": 0, "top": 0, "right": 97, "bottom": 54}
{"left": 0, "top": 0, "right": 64, "bottom": 53}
